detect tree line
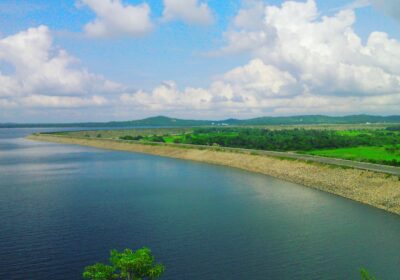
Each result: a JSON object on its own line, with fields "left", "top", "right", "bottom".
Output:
{"left": 175, "top": 128, "right": 399, "bottom": 151}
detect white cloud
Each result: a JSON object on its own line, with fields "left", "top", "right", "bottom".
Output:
{"left": 20, "top": 95, "right": 108, "bottom": 108}
{"left": 118, "top": 0, "right": 400, "bottom": 118}
{"left": 120, "top": 59, "right": 302, "bottom": 118}
{"left": 3, "top": 0, "right": 400, "bottom": 121}
{"left": 0, "top": 25, "right": 121, "bottom": 109}
{"left": 216, "top": 0, "right": 400, "bottom": 97}
{"left": 344, "top": 0, "right": 371, "bottom": 10}
{"left": 341, "top": 0, "right": 371, "bottom": 10}
{"left": 162, "top": 0, "right": 214, "bottom": 25}
{"left": 218, "top": 59, "right": 299, "bottom": 98}
{"left": 79, "top": 0, "right": 153, "bottom": 38}
{"left": 121, "top": 80, "right": 213, "bottom": 112}
{"left": 233, "top": 1, "right": 267, "bottom": 30}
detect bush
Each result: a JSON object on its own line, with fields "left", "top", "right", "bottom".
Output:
{"left": 150, "top": 136, "right": 165, "bottom": 143}
{"left": 173, "top": 138, "right": 182, "bottom": 144}
{"left": 83, "top": 247, "right": 165, "bottom": 280}
{"left": 386, "top": 126, "right": 400, "bottom": 131}
{"left": 120, "top": 135, "right": 143, "bottom": 141}
{"left": 360, "top": 268, "right": 378, "bottom": 280}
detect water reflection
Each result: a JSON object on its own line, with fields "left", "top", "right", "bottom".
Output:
{"left": 0, "top": 128, "right": 399, "bottom": 280}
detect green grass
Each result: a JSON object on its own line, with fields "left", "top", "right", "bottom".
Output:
{"left": 336, "top": 130, "right": 371, "bottom": 137}
{"left": 162, "top": 135, "right": 185, "bottom": 143}
{"left": 306, "top": 146, "right": 400, "bottom": 162}
{"left": 336, "top": 129, "right": 400, "bottom": 137}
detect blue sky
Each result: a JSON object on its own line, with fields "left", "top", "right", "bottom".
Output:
{"left": 1, "top": 0, "right": 400, "bottom": 122}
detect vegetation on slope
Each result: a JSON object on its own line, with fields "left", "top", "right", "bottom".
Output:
{"left": 46, "top": 123, "right": 400, "bottom": 166}
{"left": 308, "top": 146, "right": 400, "bottom": 165}
{"left": 114, "top": 127, "right": 400, "bottom": 166}
{"left": 4, "top": 114, "right": 400, "bottom": 128}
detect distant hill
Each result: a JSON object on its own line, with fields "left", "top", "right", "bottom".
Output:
{"left": 110, "top": 116, "right": 212, "bottom": 127}
{"left": 231, "top": 115, "right": 400, "bottom": 125}
{"left": 2, "top": 115, "right": 400, "bottom": 128}
{"left": 0, "top": 116, "right": 212, "bottom": 128}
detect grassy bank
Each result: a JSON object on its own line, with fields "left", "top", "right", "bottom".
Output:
{"left": 28, "top": 133, "right": 400, "bottom": 216}
{"left": 307, "top": 146, "right": 400, "bottom": 163}
{"left": 70, "top": 125, "right": 400, "bottom": 167}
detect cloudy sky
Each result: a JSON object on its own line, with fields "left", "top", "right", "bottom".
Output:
{"left": 0, "top": 0, "right": 400, "bottom": 122}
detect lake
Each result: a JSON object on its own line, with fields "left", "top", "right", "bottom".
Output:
{"left": 0, "top": 128, "right": 399, "bottom": 279}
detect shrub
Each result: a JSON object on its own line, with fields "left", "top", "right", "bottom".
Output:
{"left": 83, "top": 248, "right": 165, "bottom": 280}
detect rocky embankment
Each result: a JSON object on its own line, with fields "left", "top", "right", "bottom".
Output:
{"left": 28, "top": 134, "right": 400, "bottom": 215}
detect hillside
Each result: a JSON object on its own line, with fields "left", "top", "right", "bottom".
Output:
{"left": 2, "top": 115, "right": 400, "bottom": 128}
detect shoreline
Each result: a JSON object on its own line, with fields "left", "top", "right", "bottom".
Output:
{"left": 28, "top": 134, "right": 400, "bottom": 215}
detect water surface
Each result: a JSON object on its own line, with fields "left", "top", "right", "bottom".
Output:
{"left": 0, "top": 128, "right": 399, "bottom": 279}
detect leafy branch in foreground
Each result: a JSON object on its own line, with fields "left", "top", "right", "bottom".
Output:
{"left": 360, "top": 268, "right": 378, "bottom": 280}
{"left": 83, "top": 263, "right": 118, "bottom": 280}
{"left": 83, "top": 248, "right": 165, "bottom": 280}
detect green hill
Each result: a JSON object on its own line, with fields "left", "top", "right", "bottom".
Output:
{"left": 2, "top": 115, "right": 400, "bottom": 128}
{"left": 233, "top": 115, "right": 400, "bottom": 125}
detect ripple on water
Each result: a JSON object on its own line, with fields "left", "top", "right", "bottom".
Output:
{"left": 0, "top": 128, "right": 400, "bottom": 280}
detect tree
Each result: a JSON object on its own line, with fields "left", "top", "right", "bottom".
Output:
{"left": 83, "top": 248, "right": 165, "bottom": 280}
{"left": 110, "top": 248, "right": 164, "bottom": 280}
{"left": 360, "top": 268, "right": 378, "bottom": 280}
{"left": 83, "top": 263, "right": 118, "bottom": 280}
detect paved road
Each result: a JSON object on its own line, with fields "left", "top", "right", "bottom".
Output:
{"left": 152, "top": 142, "right": 400, "bottom": 176}
{"left": 254, "top": 149, "right": 400, "bottom": 176}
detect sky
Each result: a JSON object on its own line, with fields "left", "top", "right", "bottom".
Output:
{"left": 0, "top": 0, "right": 400, "bottom": 122}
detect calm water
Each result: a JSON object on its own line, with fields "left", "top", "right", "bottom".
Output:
{"left": 0, "top": 128, "right": 400, "bottom": 280}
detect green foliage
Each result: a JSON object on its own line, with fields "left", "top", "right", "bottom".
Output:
{"left": 173, "top": 138, "right": 182, "bottom": 144}
{"left": 360, "top": 268, "right": 378, "bottom": 280}
{"left": 110, "top": 248, "right": 164, "bottom": 280}
{"left": 308, "top": 146, "right": 400, "bottom": 166}
{"left": 385, "top": 144, "right": 400, "bottom": 155}
{"left": 386, "top": 125, "right": 400, "bottom": 131}
{"left": 65, "top": 125, "right": 400, "bottom": 166}
{"left": 148, "top": 136, "right": 165, "bottom": 143}
{"left": 126, "top": 126, "right": 400, "bottom": 166}
{"left": 83, "top": 248, "right": 165, "bottom": 280}
{"left": 120, "top": 135, "right": 143, "bottom": 141}
{"left": 83, "top": 263, "right": 118, "bottom": 280}
{"left": 139, "top": 127, "right": 399, "bottom": 152}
